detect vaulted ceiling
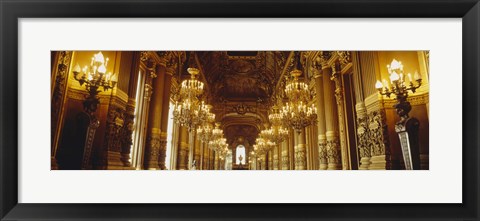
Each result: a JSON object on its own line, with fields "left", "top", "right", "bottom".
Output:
{"left": 175, "top": 51, "right": 294, "bottom": 146}
{"left": 196, "top": 51, "right": 289, "bottom": 102}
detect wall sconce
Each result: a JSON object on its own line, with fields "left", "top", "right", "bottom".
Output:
{"left": 72, "top": 52, "right": 118, "bottom": 115}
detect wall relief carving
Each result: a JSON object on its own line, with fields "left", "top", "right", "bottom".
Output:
{"left": 368, "top": 110, "right": 390, "bottom": 156}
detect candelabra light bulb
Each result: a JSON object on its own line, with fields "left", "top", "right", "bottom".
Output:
{"left": 414, "top": 71, "right": 421, "bottom": 80}
{"left": 73, "top": 63, "right": 81, "bottom": 73}
{"left": 375, "top": 80, "right": 383, "bottom": 89}
{"left": 390, "top": 71, "right": 400, "bottom": 82}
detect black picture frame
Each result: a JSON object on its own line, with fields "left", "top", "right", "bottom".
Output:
{"left": 1, "top": 0, "right": 479, "bottom": 220}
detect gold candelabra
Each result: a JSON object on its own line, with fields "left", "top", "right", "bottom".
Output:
{"left": 72, "top": 52, "right": 117, "bottom": 115}
{"left": 375, "top": 59, "right": 422, "bottom": 122}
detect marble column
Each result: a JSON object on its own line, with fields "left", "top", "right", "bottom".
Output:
{"left": 177, "top": 125, "right": 189, "bottom": 170}
{"left": 289, "top": 129, "right": 295, "bottom": 170}
{"left": 158, "top": 68, "right": 174, "bottom": 170}
{"left": 273, "top": 144, "right": 279, "bottom": 170}
{"left": 210, "top": 149, "right": 215, "bottom": 170}
{"left": 295, "top": 128, "right": 307, "bottom": 170}
{"left": 51, "top": 51, "right": 73, "bottom": 169}
{"left": 194, "top": 134, "right": 201, "bottom": 169}
{"left": 331, "top": 62, "right": 351, "bottom": 170}
{"left": 188, "top": 132, "right": 195, "bottom": 170}
{"left": 268, "top": 150, "right": 273, "bottom": 170}
{"left": 359, "top": 51, "right": 391, "bottom": 170}
{"left": 281, "top": 141, "right": 289, "bottom": 170}
{"left": 323, "top": 66, "right": 342, "bottom": 170}
{"left": 200, "top": 142, "right": 205, "bottom": 170}
{"left": 144, "top": 62, "right": 166, "bottom": 170}
{"left": 313, "top": 63, "right": 328, "bottom": 170}
{"left": 305, "top": 126, "right": 311, "bottom": 170}
{"left": 352, "top": 52, "right": 370, "bottom": 169}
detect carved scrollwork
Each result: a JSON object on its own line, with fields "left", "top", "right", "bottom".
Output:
{"left": 318, "top": 140, "right": 327, "bottom": 162}
{"left": 319, "top": 51, "right": 332, "bottom": 66}
{"left": 281, "top": 155, "right": 289, "bottom": 169}
{"left": 368, "top": 110, "right": 390, "bottom": 156}
{"left": 232, "top": 103, "right": 253, "bottom": 115}
{"left": 326, "top": 139, "right": 340, "bottom": 164}
{"left": 51, "top": 51, "right": 72, "bottom": 153}
{"left": 120, "top": 105, "right": 135, "bottom": 167}
{"left": 105, "top": 107, "right": 125, "bottom": 153}
{"left": 157, "top": 138, "right": 168, "bottom": 170}
{"left": 356, "top": 116, "right": 371, "bottom": 158}
{"left": 336, "top": 51, "right": 352, "bottom": 66}
{"left": 145, "top": 133, "right": 162, "bottom": 168}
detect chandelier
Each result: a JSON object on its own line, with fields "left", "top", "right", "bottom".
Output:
{"left": 173, "top": 65, "right": 207, "bottom": 131}
{"left": 280, "top": 52, "right": 317, "bottom": 132}
{"left": 210, "top": 123, "right": 224, "bottom": 141}
{"left": 253, "top": 137, "right": 276, "bottom": 156}
{"left": 260, "top": 127, "right": 288, "bottom": 144}
{"left": 72, "top": 52, "right": 117, "bottom": 114}
{"left": 262, "top": 106, "right": 289, "bottom": 143}
{"left": 208, "top": 137, "right": 228, "bottom": 152}
{"left": 196, "top": 110, "right": 215, "bottom": 143}
{"left": 217, "top": 144, "right": 229, "bottom": 160}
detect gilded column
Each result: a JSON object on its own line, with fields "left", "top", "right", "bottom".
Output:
{"left": 267, "top": 150, "right": 273, "bottom": 170}
{"left": 177, "top": 125, "right": 189, "bottom": 170}
{"left": 194, "top": 134, "right": 201, "bottom": 169}
{"left": 289, "top": 129, "right": 295, "bottom": 170}
{"left": 313, "top": 59, "right": 328, "bottom": 170}
{"left": 295, "top": 128, "right": 307, "bottom": 170}
{"left": 210, "top": 149, "right": 215, "bottom": 170}
{"left": 200, "top": 142, "right": 205, "bottom": 170}
{"left": 51, "top": 51, "right": 73, "bottom": 169}
{"left": 305, "top": 126, "right": 311, "bottom": 169}
{"left": 202, "top": 147, "right": 207, "bottom": 170}
{"left": 360, "top": 51, "right": 391, "bottom": 170}
{"left": 352, "top": 52, "right": 370, "bottom": 169}
{"left": 331, "top": 62, "right": 350, "bottom": 170}
{"left": 188, "top": 132, "right": 195, "bottom": 169}
{"left": 158, "top": 64, "right": 175, "bottom": 170}
{"left": 144, "top": 61, "right": 166, "bottom": 170}
{"left": 321, "top": 55, "right": 341, "bottom": 170}
{"left": 273, "top": 144, "right": 279, "bottom": 170}
{"left": 281, "top": 141, "right": 289, "bottom": 170}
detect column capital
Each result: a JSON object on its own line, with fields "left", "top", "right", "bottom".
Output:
{"left": 312, "top": 61, "right": 323, "bottom": 79}
{"left": 318, "top": 51, "right": 332, "bottom": 69}
{"left": 166, "top": 67, "right": 176, "bottom": 76}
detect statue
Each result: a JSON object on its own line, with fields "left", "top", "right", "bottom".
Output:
{"left": 238, "top": 155, "right": 243, "bottom": 166}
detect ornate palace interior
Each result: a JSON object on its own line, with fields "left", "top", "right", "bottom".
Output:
{"left": 51, "top": 51, "right": 429, "bottom": 170}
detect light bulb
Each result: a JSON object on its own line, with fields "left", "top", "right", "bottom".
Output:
{"left": 73, "top": 63, "right": 81, "bottom": 73}
{"left": 390, "top": 71, "right": 400, "bottom": 82}
{"left": 414, "top": 71, "right": 421, "bottom": 80}
{"left": 94, "top": 52, "right": 105, "bottom": 64}
{"left": 375, "top": 80, "right": 383, "bottom": 89}
{"left": 97, "top": 64, "right": 106, "bottom": 74}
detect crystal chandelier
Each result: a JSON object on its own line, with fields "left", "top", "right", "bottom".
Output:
{"left": 280, "top": 52, "right": 317, "bottom": 132}
{"left": 262, "top": 106, "right": 289, "bottom": 143}
{"left": 210, "top": 123, "right": 224, "bottom": 141}
{"left": 208, "top": 137, "right": 228, "bottom": 152}
{"left": 196, "top": 110, "right": 215, "bottom": 143}
{"left": 173, "top": 62, "right": 207, "bottom": 131}
{"left": 253, "top": 137, "right": 276, "bottom": 156}
{"left": 72, "top": 52, "right": 117, "bottom": 114}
